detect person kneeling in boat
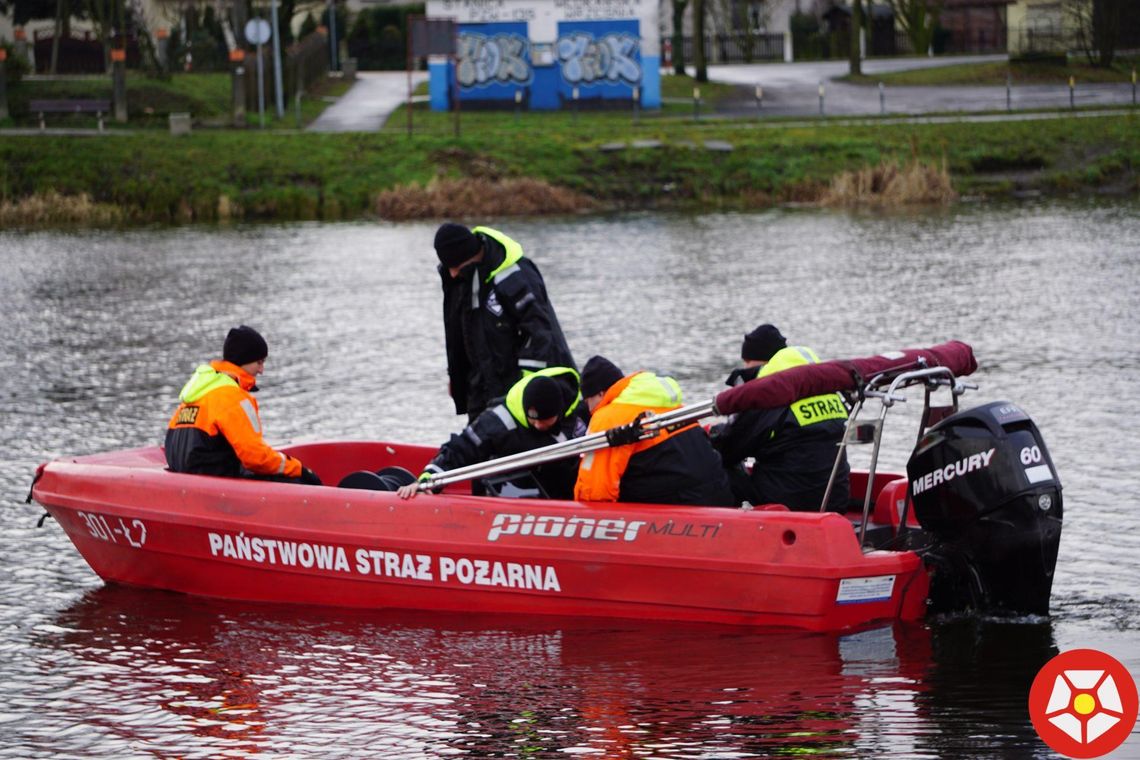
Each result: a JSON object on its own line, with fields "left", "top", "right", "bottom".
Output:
{"left": 710, "top": 324, "right": 849, "bottom": 511}
{"left": 574, "top": 356, "right": 734, "bottom": 506}
{"left": 397, "top": 368, "right": 588, "bottom": 500}
{"left": 164, "top": 325, "right": 321, "bottom": 486}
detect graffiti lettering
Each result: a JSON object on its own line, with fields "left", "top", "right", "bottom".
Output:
{"left": 458, "top": 33, "right": 532, "bottom": 87}
{"left": 557, "top": 32, "right": 640, "bottom": 85}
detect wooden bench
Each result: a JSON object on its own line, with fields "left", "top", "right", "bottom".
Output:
{"left": 29, "top": 99, "right": 112, "bottom": 131}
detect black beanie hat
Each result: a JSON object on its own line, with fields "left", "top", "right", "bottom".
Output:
{"left": 580, "top": 355, "right": 624, "bottom": 398}
{"left": 522, "top": 376, "right": 564, "bottom": 421}
{"left": 434, "top": 223, "right": 482, "bottom": 268}
{"left": 741, "top": 324, "right": 787, "bottom": 362}
{"left": 223, "top": 325, "right": 268, "bottom": 366}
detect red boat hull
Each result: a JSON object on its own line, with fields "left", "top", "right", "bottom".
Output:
{"left": 33, "top": 441, "right": 930, "bottom": 632}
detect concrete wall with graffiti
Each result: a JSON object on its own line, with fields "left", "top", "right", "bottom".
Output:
{"left": 425, "top": 0, "right": 660, "bottom": 111}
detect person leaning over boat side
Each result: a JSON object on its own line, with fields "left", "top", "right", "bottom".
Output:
{"left": 397, "top": 368, "right": 589, "bottom": 500}
{"left": 574, "top": 356, "right": 735, "bottom": 507}
{"left": 433, "top": 222, "right": 576, "bottom": 422}
{"left": 709, "top": 324, "right": 850, "bottom": 511}
{"left": 164, "top": 325, "right": 321, "bottom": 486}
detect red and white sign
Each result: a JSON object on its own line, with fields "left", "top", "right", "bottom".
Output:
{"left": 1029, "top": 648, "right": 1138, "bottom": 758}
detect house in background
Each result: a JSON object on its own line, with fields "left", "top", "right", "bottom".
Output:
{"left": 424, "top": 0, "right": 661, "bottom": 111}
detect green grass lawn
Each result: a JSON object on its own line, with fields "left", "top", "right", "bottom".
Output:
{"left": 846, "top": 55, "right": 1139, "bottom": 86}
{"left": 4, "top": 72, "right": 352, "bottom": 129}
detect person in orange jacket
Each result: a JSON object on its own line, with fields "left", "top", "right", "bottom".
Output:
{"left": 574, "top": 356, "right": 733, "bottom": 506}
{"left": 165, "top": 325, "right": 320, "bottom": 485}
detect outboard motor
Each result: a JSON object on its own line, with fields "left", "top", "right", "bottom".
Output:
{"left": 907, "top": 401, "right": 1062, "bottom": 616}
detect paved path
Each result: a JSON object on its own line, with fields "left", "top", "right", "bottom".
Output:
{"left": 698, "top": 55, "right": 1136, "bottom": 116}
{"left": 307, "top": 70, "right": 427, "bottom": 132}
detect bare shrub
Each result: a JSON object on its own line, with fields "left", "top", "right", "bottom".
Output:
{"left": 0, "top": 192, "right": 123, "bottom": 226}
{"left": 374, "top": 177, "right": 598, "bottom": 220}
{"left": 820, "top": 159, "right": 957, "bottom": 207}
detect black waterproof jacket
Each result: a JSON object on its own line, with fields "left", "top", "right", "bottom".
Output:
{"left": 620, "top": 426, "right": 736, "bottom": 507}
{"left": 712, "top": 366, "right": 850, "bottom": 512}
{"left": 424, "top": 374, "right": 589, "bottom": 500}
{"left": 440, "top": 231, "right": 575, "bottom": 419}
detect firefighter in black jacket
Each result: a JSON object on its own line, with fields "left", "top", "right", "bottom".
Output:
{"left": 397, "top": 368, "right": 589, "bottom": 500}
{"left": 711, "top": 324, "right": 851, "bottom": 512}
{"left": 434, "top": 223, "right": 576, "bottom": 421}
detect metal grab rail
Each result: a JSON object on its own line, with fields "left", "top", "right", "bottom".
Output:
{"left": 816, "top": 366, "right": 977, "bottom": 550}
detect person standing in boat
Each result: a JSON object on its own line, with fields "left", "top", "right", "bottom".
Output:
{"left": 574, "top": 356, "right": 734, "bottom": 506}
{"left": 164, "top": 325, "right": 321, "bottom": 486}
{"left": 433, "top": 223, "right": 576, "bottom": 422}
{"left": 397, "top": 368, "right": 588, "bottom": 500}
{"left": 710, "top": 324, "right": 850, "bottom": 511}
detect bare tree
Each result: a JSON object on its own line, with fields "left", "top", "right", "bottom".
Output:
{"left": 1067, "top": 0, "right": 1122, "bottom": 66}
{"left": 693, "top": 0, "right": 707, "bottom": 81}
{"left": 848, "top": 0, "right": 862, "bottom": 75}
{"left": 882, "top": 0, "right": 941, "bottom": 55}
{"left": 672, "top": 0, "right": 688, "bottom": 74}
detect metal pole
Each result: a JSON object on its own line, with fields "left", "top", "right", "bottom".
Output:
{"left": 270, "top": 0, "right": 285, "bottom": 118}
{"left": 818, "top": 80, "right": 824, "bottom": 116}
{"left": 256, "top": 41, "right": 265, "bottom": 128}
{"left": 1006, "top": 72, "right": 1011, "bottom": 111}
{"left": 632, "top": 85, "right": 639, "bottom": 125}
{"left": 879, "top": 81, "right": 884, "bottom": 114}
{"left": 514, "top": 88, "right": 521, "bottom": 121}
{"left": 693, "top": 85, "right": 699, "bottom": 121}
{"left": 573, "top": 85, "right": 579, "bottom": 122}
{"left": 755, "top": 84, "right": 762, "bottom": 114}
{"left": 328, "top": 0, "right": 338, "bottom": 71}
{"left": 1133, "top": 68, "right": 1137, "bottom": 106}
{"left": 1069, "top": 75, "right": 1074, "bottom": 109}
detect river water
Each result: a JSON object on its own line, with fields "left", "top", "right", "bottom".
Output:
{"left": 1, "top": 200, "right": 1138, "bottom": 758}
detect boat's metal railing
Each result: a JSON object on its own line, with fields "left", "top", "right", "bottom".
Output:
{"left": 819, "top": 362, "right": 977, "bottom": 549}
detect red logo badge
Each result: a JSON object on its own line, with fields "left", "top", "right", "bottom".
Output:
{"left": 1029, "top": 648, "right": 1139, "bottom": 758}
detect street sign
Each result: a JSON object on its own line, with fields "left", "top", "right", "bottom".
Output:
{"left": 244, "top": 18, "right": 271, "bottom": 46}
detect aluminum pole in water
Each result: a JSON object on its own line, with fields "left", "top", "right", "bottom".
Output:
{"left": 419, "top": 400, "right": 718, "bottom": 491}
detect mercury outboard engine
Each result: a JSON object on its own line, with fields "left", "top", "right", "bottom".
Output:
{"left": 907, "top": 401, "right": 1062, "bottom": 616}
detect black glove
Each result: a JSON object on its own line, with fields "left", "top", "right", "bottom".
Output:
{"left": 299, "top": 467, "right": 323, "bottom": 486}
{"left": 605, "top": 412, "right": 647, "bottom": 447}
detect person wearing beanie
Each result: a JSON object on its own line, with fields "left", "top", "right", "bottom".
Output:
{"left": 575, "top": 356, "right": 734, "bottom": 507}
{"left": 165, "top": 325, "right": 321, "bottom": 486}
{"left": 397, "top": 367, "right": 588, "bottom": 501}
{"left": 710, "top": 326, "right": 850, "bottom": 511}
{"left": 432, "top": 222, "right": 575, "bottom": 421}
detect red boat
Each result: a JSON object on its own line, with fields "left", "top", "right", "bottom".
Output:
{"left": 30, "top": 342, "right": 1063, "bottom": 632}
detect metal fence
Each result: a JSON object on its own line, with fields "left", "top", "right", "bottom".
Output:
{"left": 681, "top": 32, "right": 784, "bottom": 64}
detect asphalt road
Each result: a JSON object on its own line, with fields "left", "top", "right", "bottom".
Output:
{"left": 700, "top": 54, "right": 1137, "bottom": 116}
{"left": 302, "top": 55, "right": 1136, "bottom": 131}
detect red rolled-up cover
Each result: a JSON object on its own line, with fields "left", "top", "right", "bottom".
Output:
{"left": 714, "top": 340, "right": 977, "bottom": 415}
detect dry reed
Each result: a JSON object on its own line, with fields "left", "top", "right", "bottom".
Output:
{"left": 0, "top": 191, "right": 124, "bottom": 226}
{"left": 374, "top": 177, "right": 598, "bottom": 220}
{"left": 820, "top": 159, "right": 957, "bottom": 207}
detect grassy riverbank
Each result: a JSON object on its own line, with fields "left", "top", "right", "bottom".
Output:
{"left": 1, "top": 100, "right": 1136, "bottom": 225}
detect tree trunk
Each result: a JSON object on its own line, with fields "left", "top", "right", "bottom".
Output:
{"left": 848, "top": 0, "right": 862, "bottom": 75}
{"left": 693, "top": 0, "right": 707, "bottom": 82}
{"left": 672, "top": 0, "right": 688, "bottom": 75}
{"left": 1092, "top": 0, "right": 1119, "bottom": 67}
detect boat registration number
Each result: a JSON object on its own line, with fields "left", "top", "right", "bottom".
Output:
{"left": 836, "top": 575, "right": 895, "bottom": 604}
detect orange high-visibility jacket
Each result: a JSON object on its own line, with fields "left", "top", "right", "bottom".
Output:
{"left": 165, "top": 359, "right": 301, "bottom": 478}
{"left": 574, "top": 371, "right": 693, "bottom": 502}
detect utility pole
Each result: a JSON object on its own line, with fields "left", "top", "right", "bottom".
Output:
{"left": 270, "top": 0, "right": 285, "bottom": 117}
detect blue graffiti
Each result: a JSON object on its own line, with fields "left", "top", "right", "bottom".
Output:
{"left": 457, "top": 33, "right": 532, "bottom": 87}
{"left": 557, "top": 32, "right": 641, "bottom": 85}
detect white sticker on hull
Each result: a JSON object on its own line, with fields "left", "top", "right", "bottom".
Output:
{"left": 837, "top": 575, "right": 896, "bottom": 604}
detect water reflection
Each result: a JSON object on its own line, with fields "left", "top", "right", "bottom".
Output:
{"left": 3, "top": 200, "right": 1139, "bottom": 758}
